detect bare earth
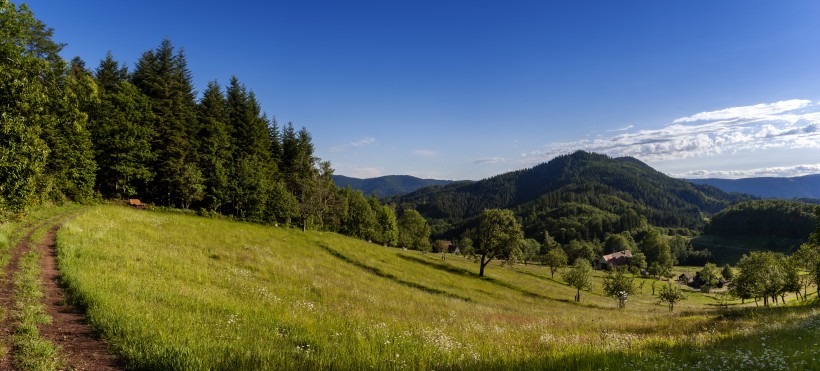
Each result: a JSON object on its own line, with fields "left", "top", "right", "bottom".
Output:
{"left": 0, "top": 221, "right": 122, "bottom": 370}
{"left": 39, "top": 224, "right": 123, "bottom": 370}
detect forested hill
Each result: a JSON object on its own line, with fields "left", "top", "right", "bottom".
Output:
{"left": 332, "top": 175, "right": 459, "bottom": 197}
{"left": 688, "top": 174, "right": 820, "bottom": 199}
{"left": 705, "top": 199, "right": 818, "bottom": 239}
{"left": 389, "top": 151, "right": 750, "bottom": 242}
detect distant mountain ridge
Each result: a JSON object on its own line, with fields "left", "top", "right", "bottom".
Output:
{"left": 688, "top": 174, "right": 820, "bottom": 199}
{"left": 332, "top": 175, "right": 458, "bottom": 197}
{"left": 389, "top": 151, "right": 749, "bottom": 241}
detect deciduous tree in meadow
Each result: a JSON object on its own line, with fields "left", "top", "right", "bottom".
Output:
{"left": 603, "top": 269, "right": 637, "bottom": 309}
{"left": 658, "top": 283, "right": 686, "bottom": 311}
{"left": 476, "top": 209, "right": 524, "bottom": 277}
{"left": 563, "top": 258, "right": 594, "bottom": 302}
{"left": 542, "top": 247, "right": 568, "bottom": 279}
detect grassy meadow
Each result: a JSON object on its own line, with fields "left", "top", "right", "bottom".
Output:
{"left": 54, "top": 205, "right": 819, "bottom": 370}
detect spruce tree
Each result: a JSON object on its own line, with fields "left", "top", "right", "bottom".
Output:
{"left": 197, "top": 81, "right": 232, "bottom": 212}
{"left": 91, "top": 54, "right": 155, "bottom": 198}
{"left": 131, "top": 39, "right": 199, "bottom": 207}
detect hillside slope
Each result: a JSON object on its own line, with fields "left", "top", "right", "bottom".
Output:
{"left": 51, "top": 205, "right": 820, "bottom": 369}
{"left": 390, "top": 151, "right": 749, "bottom": 241}
{"left": 688, "top": 174, "right": 820, "bottom": 199}
{"left": 332, "top": 175, "right": 459, "bottom": 197}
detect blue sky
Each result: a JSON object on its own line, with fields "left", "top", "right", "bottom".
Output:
{"left": 24, "top": 0, "right": 820, "bottom": 180}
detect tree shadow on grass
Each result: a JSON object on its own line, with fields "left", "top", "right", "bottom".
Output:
{"left": 397, "top": 254, "right": 605, "bottom": 308}
{"left": 317, "top": 243, "right": 471, "bottom": 301}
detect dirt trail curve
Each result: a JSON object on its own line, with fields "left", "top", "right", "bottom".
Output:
{"left": 0, "top": 219, "right": 122, "bottom": 370}
{"left": 39, "top": 223, "right": 123, "bottom": 370}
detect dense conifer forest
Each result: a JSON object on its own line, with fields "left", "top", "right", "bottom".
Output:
{"left": 0, "top": 2, "right": 401, "bottom": 244}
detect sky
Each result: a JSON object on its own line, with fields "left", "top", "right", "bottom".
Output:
{"left": 22, "top": 0, "right": 820, "bottom": 180}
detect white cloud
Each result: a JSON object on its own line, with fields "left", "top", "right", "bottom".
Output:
{"left": 673, "top": 99, "right": 811, "bottom": 123}
{"left": 673, "top": 164, "right": 820, "bottom": 179}
{"left": 607, "top": 124, "right": 634, "bottom": 132}
{"left": 330, "top": 137, "right": 376, "bottom": 153}
{"left": 412, "top": 149, "right": 438, "bottom": 157}
{"left": 526, "top": 99, "right": 820, "bottom": 165}
{"left": 474, "top": 157, "right": 506, "bottom": 164}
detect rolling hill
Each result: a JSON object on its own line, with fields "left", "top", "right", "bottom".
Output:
{"left": 45, "top": 205, "right": 820, "bottom": 369}
{"left": 332, "top": 175, "right": 459, "bottom": 197}
{"left": 688, "top": 174, "right": 820, "bottom": 199}
{"left": 389, "top": 151, "right": 749, "bottom": 241}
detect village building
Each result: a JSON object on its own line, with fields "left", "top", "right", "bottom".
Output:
{"left": 678, "top": 272, "right": 695, "bottom": 285}
{"left": 598, "top": 250, "right": 632, "bottom": 270}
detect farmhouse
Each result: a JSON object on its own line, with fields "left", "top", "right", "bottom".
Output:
{"left": 598, "top": 250, "right": 632, "bottom": 270}
{"left": 678, "top": 272, "right": 695, "bottom": 285}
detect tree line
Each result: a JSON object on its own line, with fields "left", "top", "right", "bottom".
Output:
{"left": 0, "top": 1, "right": 426, "bottom": 246}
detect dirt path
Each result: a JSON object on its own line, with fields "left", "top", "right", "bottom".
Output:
{"left": 39, "top": 224, "right": 123, "bottom": 370}
{"left": 0, "top": 225, "right": 38, "bottom": 370}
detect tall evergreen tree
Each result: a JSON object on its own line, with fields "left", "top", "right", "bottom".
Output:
{"left": 131, "top": 39, "right": 199, "bottom": 206}
{"left": 197, "top": 80, "right": 232, "bottom": 211}
{"left": 91, "top": 54, "right": 155, "bottom": 198}
{"left": 95, "top": 51, "right": 128, "bottom": 91}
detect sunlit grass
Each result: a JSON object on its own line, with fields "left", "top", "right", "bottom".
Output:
{"left": 56, "top": 205, "right": 819, "bottom": 369}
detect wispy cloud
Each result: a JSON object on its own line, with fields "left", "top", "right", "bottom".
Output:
{"left": 474, "top": 157, "right": 506, "bottom": 164}
{"left": 330, "top": 137, "right": 376, "bottom": 153}
{"left": 527, "top": 99, "right": 820, "bottom": 164}
{"left": 607, "top": 124, "right": 634, "bottom": 132}
{"left": 673, "top": 100, "right": 811, "bottom": 123}
{"left": 412, "top": 149, "right": 438, "bottom": 157}
{"left": 674, "top": 164, "right": 820, "bottom": 179}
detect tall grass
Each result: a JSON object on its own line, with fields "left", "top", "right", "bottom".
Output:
{"left": 57, "top": 205, "right": 819, "bottom": 369}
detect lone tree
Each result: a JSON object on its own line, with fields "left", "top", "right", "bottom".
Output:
{"left": 476, "top": 209, "right": 524, "bottom": 277}
{"left": 563, "top": 258, "right": 594, "bottom": 302}
{"left": 657, "top": 283, "right": 686, "bottom": 311}
{"left": 603, "top": 269, "right": 637, "bottom": 309}
{"left": 542, "top": 247, "right": 568, "bottom": 279}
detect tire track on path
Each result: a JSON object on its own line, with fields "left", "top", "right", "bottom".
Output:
{"left": 0, "top": 223, "right": 44, "bottom": 370}
{"left": 39, "top": 222, "right": 123, "bottom": 370}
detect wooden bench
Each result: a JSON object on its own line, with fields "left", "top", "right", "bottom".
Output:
{"left": 128, "top": 199, "right": 146, "bottom": 209}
